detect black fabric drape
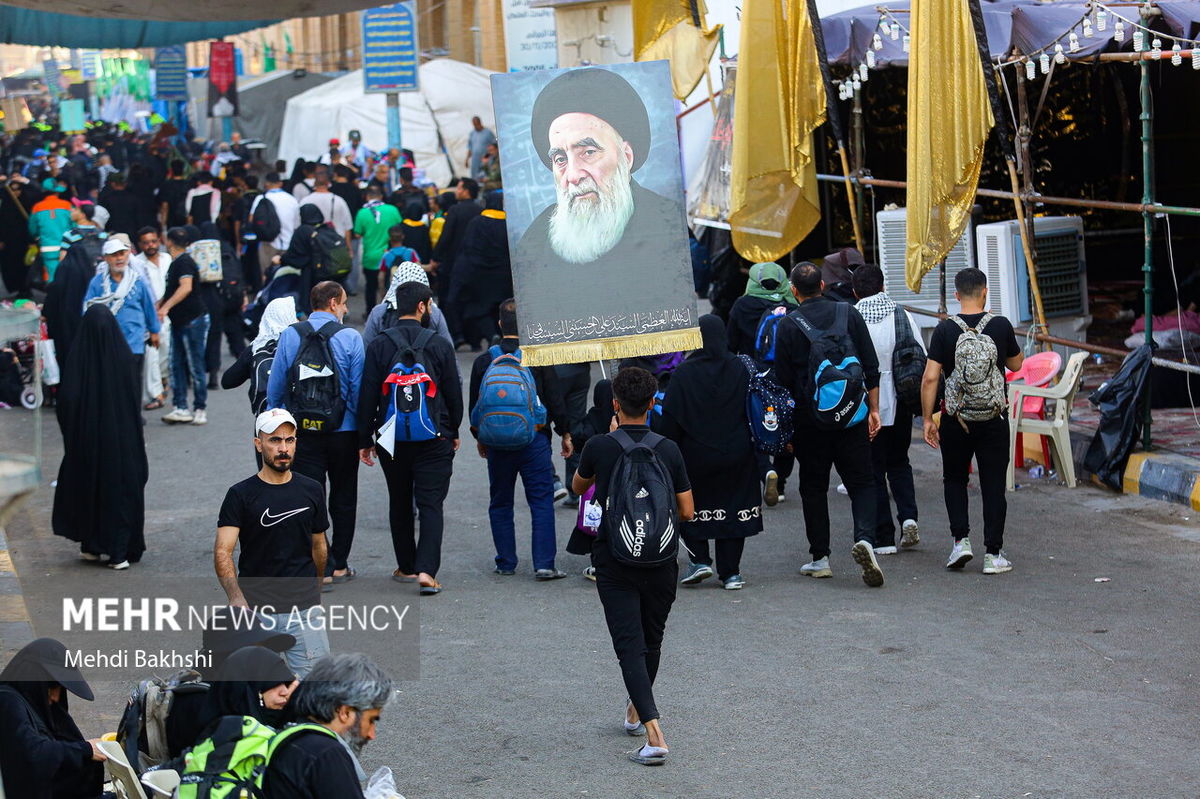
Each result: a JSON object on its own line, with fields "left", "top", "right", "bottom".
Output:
{"left": 42, "top": 240, "right": 97, "bottom": 365}
{"left": 51, "top": 305, "right": 148, "bottom": 563}
{"left": 662, "top": 315, "right": 752, "bottom": 456}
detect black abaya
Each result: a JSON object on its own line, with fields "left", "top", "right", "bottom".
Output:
{"left": 52, "top": 305, "right": 148, "bottom": 564}
{"left": 0, "top": 638, "right": 104, "bottom": 799}
{"left": 660, "top": 315, "right": 763, "bottom": 540}
{"left": 42, "top": 239, "right": 100, "bottom": 365}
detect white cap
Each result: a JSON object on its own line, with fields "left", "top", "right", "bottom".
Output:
{"left": 255, "top": 408, "right": 297, "bottom": 436}
{"left": 101, "top": 237, "right": 129, "bottom": 255}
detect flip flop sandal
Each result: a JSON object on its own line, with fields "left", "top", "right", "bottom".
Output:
{"left": 418, "top": 580, "right": 442, "bottom": 595}
{"left": 391, "top": 571, "right": 416, "bottom": 583}
{"left": 331, "top": 567, "right": 357, "bottom": 583}
{"left": 627, "top": 746, "right": 668, "bottom": 766}
{"left": 144, "top": 399, "right": 164, "bottom": 410}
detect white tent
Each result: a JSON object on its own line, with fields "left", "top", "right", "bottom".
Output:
{"left": 277, "top": 59, "right": 496, "bottom": 189}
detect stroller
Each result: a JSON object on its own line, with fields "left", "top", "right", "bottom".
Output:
{"left": 243, "top": 265, "right": 303, "bottom": 343}
{"left": 2, "top": 313, "right": 57, "bottom": 410}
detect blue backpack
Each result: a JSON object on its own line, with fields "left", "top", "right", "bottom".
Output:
{"left": 753, "top": 305, "right": 791, "bottom": 365}
{"left": 790, "top": 304, "right": 868, "bottom": 429}
{"left": 470, "top": 345, "right": 547, "bottom": 450}
{"left": 382, "top": 328, "right": 439, "bottom": 442}
{"left": 738, "top": 355, "right": 796, "bottom": 454}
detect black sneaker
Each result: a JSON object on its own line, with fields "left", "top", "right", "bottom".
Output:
{"left": 493, "top": 567, "right": 516, "bottom": 576}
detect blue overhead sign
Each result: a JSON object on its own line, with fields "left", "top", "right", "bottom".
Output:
{"left": 154, "top": 45, "right": 188, "bottom": 101}
{"left": 362, "top": 2, "right": 419, "bottom": 94}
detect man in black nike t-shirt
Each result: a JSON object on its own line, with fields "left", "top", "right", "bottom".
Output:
{"left": 216, "top": 408, "right": 331, "bottom": 677}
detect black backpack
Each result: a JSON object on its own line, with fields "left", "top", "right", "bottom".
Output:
{"left": 248, "top": 340, "right": 277, "bottom": 417}
{"left": 891, "top": 309, "right": 927, "bottom": 416}
{"left": 604, "top": 429, "right": 678, "bottom": 568}
{"left": 311, "top": 226, "right": 352, "bottom": 281}
{"left": 189, "top": 192, "right": 214, "bottom": 225}
{"left": 790, "top": 304, "right": 868, "bottom": 429}
{"left": 285, "top": 321, "right": 345, "bottom": 433}
{"left": 249, "top": 194, "right": 281, "bottom": 243}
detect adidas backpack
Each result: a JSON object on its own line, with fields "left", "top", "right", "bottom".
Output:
{"left": 753, "top": 305, "right": 790, "bottom": 365}
{"left": 605, "top": 429, "right": 678, "bottom": 568}
{"left": 891, "top": 309, "right": 928, "bottom": 416}
{"left": 943, "top": 313, "right": 1007, "bottom": 422}
{"left": 470, "top": 345, "right": 547, "bottom": 450}
{"left": 176, "top": 715, "right": 275, "bottom": 799}
{"left": 737, "top": 354, "right": 796, "bottom": 455}
{"left": 285, "top": 321, "right": 346, "bottom": 433}
{"left": 790, "top": 304, "right": 868, "bottom": 429}
{"left": 381, "top": 327, "right": 440, "bottom": 442}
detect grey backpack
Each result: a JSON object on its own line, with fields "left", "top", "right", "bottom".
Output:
{"left": 944, "top": 314, "right": 1007, "bottom": 422}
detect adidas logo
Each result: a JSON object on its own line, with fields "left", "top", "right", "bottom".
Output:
{"left": 635, "top": 487, "right": 650, "bottom": 499}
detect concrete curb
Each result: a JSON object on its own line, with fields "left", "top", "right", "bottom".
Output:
{"left": 1070, "top": 430, "right": 1200, "bottom": 511}
{"left": 0, "top": 527, "right": 34, "bottom": 656}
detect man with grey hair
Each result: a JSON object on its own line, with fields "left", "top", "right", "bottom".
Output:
{"left": 262, "top": 652, "right": 393, "bottom": 798}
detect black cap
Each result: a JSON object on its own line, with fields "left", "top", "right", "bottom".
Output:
{"left": 529, "top": 68, "right": 651, "bottom": 173}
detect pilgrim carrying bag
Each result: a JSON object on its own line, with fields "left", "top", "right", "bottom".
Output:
{"left": 604, "top": 429, "right": 677, "bottom": 568}
{"left": 285, "top": 321, "right": 346, "bottom": 433}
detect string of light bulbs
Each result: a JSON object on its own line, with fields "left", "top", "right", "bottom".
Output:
{"left": 834, "top": 1, "right": 1200, "bottom": 102}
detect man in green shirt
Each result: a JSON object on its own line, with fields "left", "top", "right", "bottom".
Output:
{"left": 352, "top": 184, "right": 403, "bottom": 315}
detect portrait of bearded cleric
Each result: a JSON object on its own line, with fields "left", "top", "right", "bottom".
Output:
{"left": 493, "top": 63, "right": 696, "bottom": 352}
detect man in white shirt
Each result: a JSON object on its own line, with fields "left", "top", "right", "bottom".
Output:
{"left": 184, "top": 171, "right": 221, "bottom": 225}
{"left": 853, "top": 264, "right": 926, "bottom": 555}
{"left": 255, "top": 172, "right": 302, "bottom": 279}
{"left": 131, "top": 226, "right": 173, "bottom": 408}
{"left": 299, "top": 167, "right": 353, "bottom": 242}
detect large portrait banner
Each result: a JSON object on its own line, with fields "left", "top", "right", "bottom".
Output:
{"left": 490, "top": 61, "right": 700, "bottom": 366}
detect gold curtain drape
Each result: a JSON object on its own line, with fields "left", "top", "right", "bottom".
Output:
{"left": 729, "top": 0, "right": 824, "bottom": 263}
{"left": 633, "top": 0, "right": 721, "bottom": 100}
{"left": 905, "top": 0, "right": 994, "bottom": 291}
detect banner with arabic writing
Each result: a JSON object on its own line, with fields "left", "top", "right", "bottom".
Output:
{"left": 491, "top": 61, "right": 699, "bottom": 366}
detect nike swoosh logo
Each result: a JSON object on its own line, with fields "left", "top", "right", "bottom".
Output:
{"left": 260, "top": 507, "right": 309, "bottom": 527}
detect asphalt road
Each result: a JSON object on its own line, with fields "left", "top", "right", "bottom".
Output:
{"left": 2, "top": 341, "right": 1199, "bottom": 798}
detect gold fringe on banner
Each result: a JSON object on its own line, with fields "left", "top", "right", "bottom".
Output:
{"left": 520, "top": 328, "right": 703, "bottom": 367}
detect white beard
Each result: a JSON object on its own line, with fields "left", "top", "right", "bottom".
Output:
{"left": 547, "top": 157, "right": 635, "bottom": 265}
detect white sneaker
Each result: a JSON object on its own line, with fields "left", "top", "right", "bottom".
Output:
{"left": 162, "top": 408, "right": 193, "bottom": 424}
{"left": 764, "top": 470, "right": 779, "bottom": 507}
{"left": 873, "top": 545, "right": 898, "bottom": 555}
{"left": 799, "top": 557, "right": 832, "bottom": 578}
{"left": 900, "top": 519, "right": 920, "bottom": 548}
{"left": 777, "top": 492, "right": 788, "bottom": 503}
{"left": 583, "top": 566, "right": 597, "bottom": 582}
{"left": 982, "top": 552, "right": 1013, "bottom": 574}
{"left": 851, "top": 541, "right": 884, "bottom": 587}
{"left": 108, "top": 560, "right": 130, "bottom": 570}
{"left": 191, "top": 409, "right": 208, "bottom": 425}
{"left": 836, "top": 483, "right": 848, "bottom": 495}
{"left": 946, "top": 538, "right": 973, "bottom": 569}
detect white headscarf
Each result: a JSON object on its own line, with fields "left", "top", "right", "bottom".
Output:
{"left": 385, "top": 261, "right": 430, "bottom": 309}
{"left": 253, "top": 296, "right": 297, "bottom": 351}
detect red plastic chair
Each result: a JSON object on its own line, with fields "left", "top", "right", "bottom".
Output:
{"left": 1006, "top": 351, "right": 1062, "bottom": 469}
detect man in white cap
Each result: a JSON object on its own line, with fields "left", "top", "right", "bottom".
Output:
{"left": 214, "top": 408, "right": 332, "bottom": 677}
{"left": 83, "top": 236, "right": 161, "bottom": 413}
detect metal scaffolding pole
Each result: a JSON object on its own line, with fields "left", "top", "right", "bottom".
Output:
{"left": 1139, "top": 5, "right": 1155, "bottom": 450}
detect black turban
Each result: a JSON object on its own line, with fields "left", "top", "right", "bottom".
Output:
{"left": 530, "top": 68, "right": 651, "bottom": 174}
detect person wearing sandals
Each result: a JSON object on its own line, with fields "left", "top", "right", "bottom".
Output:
{"left": 215, "top": 408, "right": 332, "bottom": 677}
{"left": 573, "top": 367, "right": 694, "bottom": 765}
{"left": 659, "top": 315, "right": 762, "bottom": 589}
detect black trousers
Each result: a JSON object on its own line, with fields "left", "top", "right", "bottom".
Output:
{"left": 795, "top": 423, "right": 876, "bottom": 559}
{"left": 379, "top": 438, "right": 455, "bottom": 577}
{"left": 870, "top": 413, "right": 919, "bottom": 546}
{"left": 363, "top": 268, "right": 381, "bottom": 315}
{"left": 199, "top": 285, "right": 245, "bottom": 374}
{"left": 294, "top": 431, "right": 360, "bottom": 573}
{"left": 130, "top": 353, "right": 144, "bottom": 416}
{"left": 554, "top": 362, "right": 591, "bottom": 484}
{"left": 593, "top": 544, "right": 677, "bottom": 724}
{"left": 939, "top": 415, "right": 1009, "bottom": 555}
{"left": 686, "top": 537, "right": 745, "bottom": 581}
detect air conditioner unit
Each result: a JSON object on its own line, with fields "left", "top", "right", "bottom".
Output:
{"left": 975, "top": 216, "right": 1086, "bottom": 325}
{"left": 876, "top": 208, "right": 976, "bottom": 326}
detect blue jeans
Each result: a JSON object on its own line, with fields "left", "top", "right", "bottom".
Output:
{"left": 170, "top": 313, "right": 210, "bottom": 411}
{"left": 486, "top": 433, "right": 558, "bottom": 571}
{"left": 265, "top": 606, "right": 331, "bottom": 679}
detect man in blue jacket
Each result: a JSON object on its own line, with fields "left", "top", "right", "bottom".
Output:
{"left": 268, "top": 281, "right": 365, "bottom": 587}
{"left": 83, "top": 237, "right": 160, "bottom": 415}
